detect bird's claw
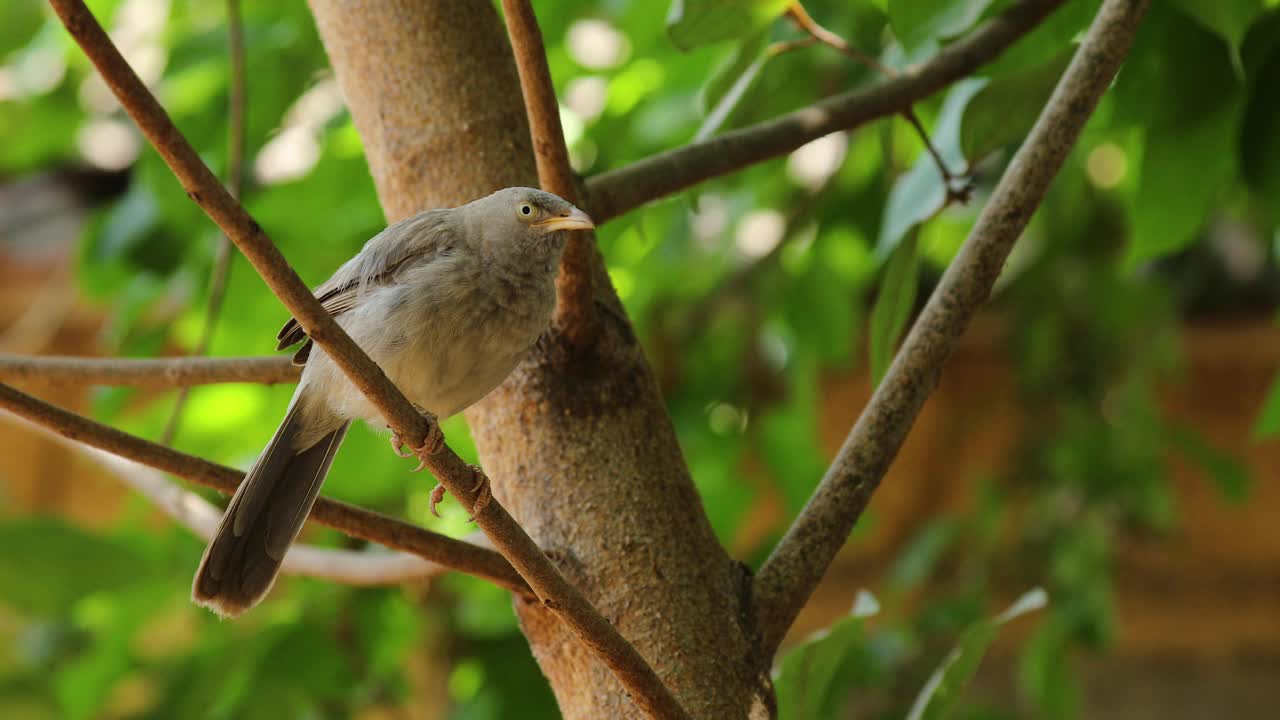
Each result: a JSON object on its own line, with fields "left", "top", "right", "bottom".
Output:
{"left": 427, "top": 465, "right": 492, "bottom": 521}
{"left": 389, "top": 409, "right": 445, "bottom": 466}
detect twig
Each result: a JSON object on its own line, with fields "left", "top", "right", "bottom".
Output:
{"left": 499, "top": 0, "right": 597, "bottom": 347}
{"left": 48, "top": 3, "right": 687, "bottom": 716}
{"left": 0, "top": 353, "right": 298, "bottom": 387}
{"left": 161, "top": 0, "right": 247, "bottom": 445}
{"left": 584, "top": 0, "right": 1066, "bottom": 223}
{"left": 56, "top": 437, "right": 448, "bottom": 587}
{"left": 751, "top": 0, "right": 1151, "bottom": 653}
{"left": 0, "top": 380, "right": 526, "bottom": 592}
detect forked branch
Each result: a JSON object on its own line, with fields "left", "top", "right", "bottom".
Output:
{"left": 47, "top": 1, "right": 689, "bottom": 716}
{"left": 751, "top": 0, "right": 1152, "bottom": 653}
{"left": 500, "top": 0, "right": 596, "bottom": 345}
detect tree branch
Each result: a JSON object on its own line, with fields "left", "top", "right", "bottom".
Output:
{"left": 499, "top": 0, "right": 597, "bottom": 346}
{"left": 752, "top": 0, "right": 1151, "bottom": 653}
{"left": 0, "top": 380, "right": 526, "bottom": 592}
{"left": 584, "top": 0, "right": 1067, "bottom": 223}
{"left": 0, "top": 353, "right": 298, "bottom": 387}
{"left": 57, "top": 438, "right": 448, "bottom": 587}
{"left": 162, "top": 0, "right": 248, "bottom": 445}
{"left": 48, "top": 2, "right": 688, "bottom": 716}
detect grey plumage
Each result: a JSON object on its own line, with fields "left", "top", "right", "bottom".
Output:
{"left": 193, "top": 187, "right": 592, "bottom": 617}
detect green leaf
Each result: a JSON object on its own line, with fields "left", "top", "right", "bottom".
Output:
{"left": 0, "top": 0, "right": 44, "bottom": 56}
{"left": 1240, "top": 21, "right": 1280, "bottom": 223}
{"left": 1171, "top": 0, "right": 1265, "bottom": 72}
{"left": 1117, "top": 7, "right": 1246, "bottom": 268}
{"left": 0, "top": 519, "right": 157, "bottom": 616}
{"left": 695, "top": 30, "right": 770, "bottom": 140}
{"left": 666, "top": 0, "right": 791, "bottom": 50}
{"left": 878, "top": 78, "right": 985, "bottom": 253}
{"left": 960, "top": 48, "right": 1073, "bottom": 162}
{"left": 1253, "top": 370, "right": 1280, "bottom": 439}
{"left": 889, "top": 0, "right": 998, "bottom": 51}
{"left": 907, "top": 588, "right": 1049, "bottom": 720}
{"left": 774, "top": 594, "right": 886, "bottom": 719}
{"left": 981, "top": 0, "right": 1100, "bottom": 77}
{"left": 869, "top": 233, "right": 920, "bottom": 387}
{"left": 1169, "top": 426, "right": 1252, "bottom": 503}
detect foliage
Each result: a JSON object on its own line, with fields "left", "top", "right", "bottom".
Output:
{"left": 1, "top": 0, "right": 1277, "bottom": 717}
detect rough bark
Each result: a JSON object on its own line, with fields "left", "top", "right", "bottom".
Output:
{"left": 305, "top": 1, "right": 771, "bottom": 717}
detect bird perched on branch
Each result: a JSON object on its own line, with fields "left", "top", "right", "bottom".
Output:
{"left": 192, "top": 187, "right": 593, "bottom": 617}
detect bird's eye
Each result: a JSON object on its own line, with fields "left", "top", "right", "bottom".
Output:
{"left": 519, "top": 203, "right": 533, "bottom": 216}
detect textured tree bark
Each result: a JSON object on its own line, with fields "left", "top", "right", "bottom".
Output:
{"left": 306, "top": 1, "right": 773, "bottom": 717}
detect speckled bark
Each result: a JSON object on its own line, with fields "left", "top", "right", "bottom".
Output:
{"left": 306, "top": 1, "right": 773, "bottom": 717}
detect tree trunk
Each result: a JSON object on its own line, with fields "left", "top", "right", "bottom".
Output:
{"left": 306, "top": 1, "right": 774, "bottom": 716}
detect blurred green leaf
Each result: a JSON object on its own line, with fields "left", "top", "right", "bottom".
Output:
{"left": 695, "top": 31, "right": 770, "bottom": 140}
{"left": 889, "top": 0, "right": 998, "bottom": 51}
{"left": 1170, "top": 426, "right": 1252, "bottom": 503}
{"left": 960, "top": 48, "right": 1072, "bottom": 162}
{"left": 0, "top": 0, "right": 44, "bottom": 56}
{"left": 666, "top": 0, "right": 790, "bottom": 50}
{"left": 981, "top": 0, "right": 1100, "bottom": 77}
{"left": 1118, "top": 6, "right": 1245, "bottom": 267}
{"left": 1172, "top": 0, "right": 1265, "bottom": 71}
{"left": 869, "top": 233, "right": 919, "bottom": 387}
{"left": 774, "top": 594, "right": 885, "bottom": 720}
{"left": 0, "top": 520, "right": 157, "bottom": 616}
{"left": 878, "top": 78, "right": 983, "bottom": 253}
{"left": 1240, "top": 20, "right": 1280, "bottom": 223}
{"left": 1253, "top": 370, "right": 1280, "bottom": 439}
{"left": 907, "top": 588, "right": 1048, "bottom": 720}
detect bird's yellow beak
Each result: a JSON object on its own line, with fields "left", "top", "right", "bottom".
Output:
{"left": 534, "top": 207, "right": 595, "bottom": 232}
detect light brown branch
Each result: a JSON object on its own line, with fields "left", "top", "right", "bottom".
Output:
{"left": 0, "top": 353, "right": 298, "bottom": 387}
{"left": 752, "top": 0, "right": 1151, "bottom": 653}
{"left": 500, "top": 0, "right": 597, "bottom": 346}
{"left": 0, "top": 380, "right": 526, "bottom": 591}
{"left": 162, "top": 0, "right": 248, "bottom": 445}
{"left": 48, "top": 2, "right": 686, "bottom": 716}
{"left": 57, "top": 438, "right": 448, "bottom": 587}
{"left": 584, "top": 0, "right": 1067, "bottom": 223}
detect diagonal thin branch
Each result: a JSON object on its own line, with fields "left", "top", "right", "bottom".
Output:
{"left": 48, "top": 2, "right": 688, "bottom": 716}
{"left": 0, "top": 353, "right": 299, "bottom": 387}
{"left": 56, "top": 436, "right": 448, "bottom": 587}
{"left": 584, "top": 0, "right": 1067, "bottom": 223}
{"left": 751, "top": 0, "right": 1152, "bottom": 654}
{"left": 499, "top": 0, "right": 597, "bottom": 346}
{"left": 161, "top": 0, "right": 248, "bottom": 445}
{"left": 0, "top": 380, "right": 526, "bottom": 592}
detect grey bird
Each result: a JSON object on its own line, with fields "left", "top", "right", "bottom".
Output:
{"left": 192, "top": 187, "right": 593, "bottom": 617}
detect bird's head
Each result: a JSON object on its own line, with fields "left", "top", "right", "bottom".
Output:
{"left": 464, "top": 187, "right": 593, "bottom": 268}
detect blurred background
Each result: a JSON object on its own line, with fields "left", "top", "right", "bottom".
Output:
{"left": 1, "top": 0, "right": 1278, "bottom": 718}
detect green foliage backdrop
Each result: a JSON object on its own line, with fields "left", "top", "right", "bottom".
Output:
{"left": 1, "top": 0, "right": 1277, "bottom": 717}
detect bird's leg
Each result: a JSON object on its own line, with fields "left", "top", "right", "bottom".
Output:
{"left": 427, "top": 465, "right": 492, "bottom": 521}
{"left": 389, "top": 405, "right": 445, "bottom": 466}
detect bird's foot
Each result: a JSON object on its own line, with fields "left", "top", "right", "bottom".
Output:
{"left": 389, "top": 408, "right": 445, "bottom": 468}
{"left": 427, "top": 465, "right": 492, "bottom": 521}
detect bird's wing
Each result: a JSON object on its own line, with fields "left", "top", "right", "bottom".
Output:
{"left": 276, "top": 210, "right": 456, "bottom": 364}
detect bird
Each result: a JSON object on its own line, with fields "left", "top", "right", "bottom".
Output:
{"left": 192, "top": 187, "right": 593, "bottom": 617}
